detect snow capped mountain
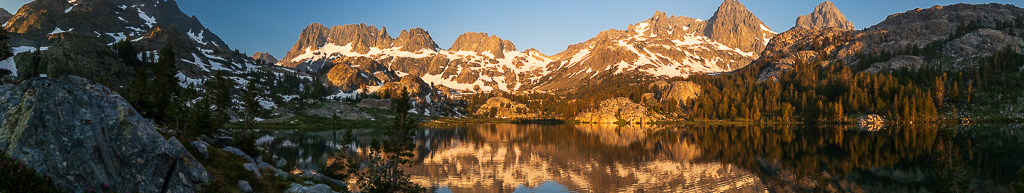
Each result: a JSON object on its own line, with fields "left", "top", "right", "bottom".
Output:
{"left": 533, "top": 0, "right": 775, "bottom": 91}
{"left": 280, "top": 24, "right": 553, "bottom": 92}
{"left": 278, "top": 0, "right": 775, "bottom": 93}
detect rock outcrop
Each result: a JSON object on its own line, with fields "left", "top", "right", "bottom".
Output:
{"left": 652, "top": 81, "right": 702, "bottom": 103}
{"left": 865, "top": 55, "right": 925, "bottom": 73}
{"left": 794, "top": 1, "right": 854, "bottom": 30}
{"left": 252, "top": 52, "right": 279, "bottom": 65}
{"left": 942, "top": 28, "right": 1024, "bottom": 59}
{"left": 284, "top": 183, "right": 339, "bottom": 193}
{"left": 324, "top": 57, "right": 395, "bottom": 91}
{"left": 0, "top": 76, "right": 209, "bottom": 192}
{"left": 474, "top": 97, "right": 537, "bottom": 119}
{"left": 575, "top": 97, "right": 659, "bottom": 124}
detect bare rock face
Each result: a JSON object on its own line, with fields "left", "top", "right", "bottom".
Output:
{"left": 704, "top": 0, "right": 775, "bottom": 53}
{"left": 252, "top": 52, "right": 279, "bottom": 65}
{"left": 866, "top": 55, "right": 924, "bottom": 73}
{"left": 575, "top": 97, "right": 659, "bottom": 124}
{"left": 474, "top": 97, "right": 536, "bottom": 119}
{"left": 394, "top": 28, "right": 439, "bottom": 52}
{"left": 0, "top": 76, "right": 209, "bottom": 192}
{"left": 324, "top": 57, "right": 394, "bottom": 91}
{"left": 795, "top": 1, "right": 854, "bottom": 30}
{"left": 942, "top": 28, "right": 1024, "bottom": 58}
{"left": 450, "top": 32, "right": 517, "bottom": 58}
{"left": 656, "top": 81, "right": 702, "bottom": 103}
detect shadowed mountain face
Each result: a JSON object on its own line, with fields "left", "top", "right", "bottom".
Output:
{"left": 279, "top": 0, "right": 774, "bottom": 93}
{"left": 0, "top": 8, "right": 11, "bottom": 25}
{"left": 3, "top": 0, "right": 258, "bottom": 81}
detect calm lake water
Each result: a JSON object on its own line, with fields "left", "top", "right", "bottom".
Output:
{"left": 256, "top": 124, "right": 1024, "bottom": 193}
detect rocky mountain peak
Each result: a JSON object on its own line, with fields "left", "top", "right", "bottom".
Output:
{"left": 704, "top": 0, "right": 774, "bottom": 53}
{"left": 795, "top": 1, "right": 854, "bottom": 30}
{"left": 280, "top": 23, "right": 442, "bottom": 68}
{"left": 252, "top": 52, "right": 278, "bottom": 65}
{"left": 394, "top": 27, "right": 439, "bottom": 52}
{"left": 450, "top": 32, "right": 517, "bottom": 58}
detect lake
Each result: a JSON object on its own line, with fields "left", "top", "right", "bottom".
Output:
{"left": 256, "top": 124, "right": 1024, "bottom": 193}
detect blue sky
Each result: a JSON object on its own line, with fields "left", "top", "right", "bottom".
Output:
{"left": 2, "top": 0, "right": 1021, "bottom": 58}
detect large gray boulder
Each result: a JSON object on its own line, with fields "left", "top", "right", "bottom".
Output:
{"left": 284, "top": 183, "right": 338, "bottom": 193}
{"left": 0, "top": 76, "right": 209, "bottom": 192}
{"left": 238, "top": 180, "right": 254, "bottom": 193}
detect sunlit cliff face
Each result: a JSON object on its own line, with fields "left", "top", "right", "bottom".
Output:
{"left": 406, "top": 124, "right": 766, "bottom": 193}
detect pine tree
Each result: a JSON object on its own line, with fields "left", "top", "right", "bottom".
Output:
{"left": 115, "top": 39, "right": 139, "bottom": 67}
{"left": 242, "top": 80, "right": 261, "bottom": 131}
{"left": 127, "top": 66, "right": 148, "bottom": 110}
{"left": 0, "top": 28, "right": 12, "bottom": 61}
{"left": 150, "top": 43, "right": 179, "bottom": 120}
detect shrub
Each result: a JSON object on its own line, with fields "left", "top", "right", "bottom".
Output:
{"left": 0, "top": 154, "right": 62, "bottom": 193}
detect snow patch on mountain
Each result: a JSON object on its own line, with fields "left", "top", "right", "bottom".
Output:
{"left": 137, "top": 8, "right": 156, "bottom": 28}
{"left": 188, "top": 29, "right": 206, "bottom": 45}
{"left": 176, "top": 72, "right": 204, "bottom": 87}
{"left": 49, "top": 27, "right": 72, "bottom": 35}
{"left": 290, "top": 43, "right": 437, "bottom": 63}
{"left": 634, "top": 22, "right": 650, "bottom": 34}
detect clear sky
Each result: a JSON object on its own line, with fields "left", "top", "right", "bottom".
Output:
{"left": 2, "top": 0, "right": 1021, "bottom": 58}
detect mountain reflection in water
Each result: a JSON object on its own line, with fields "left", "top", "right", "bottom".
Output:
{"left": 259, "top": 124, "right": 1024, "bottom": 193}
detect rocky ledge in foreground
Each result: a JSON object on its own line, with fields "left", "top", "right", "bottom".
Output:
{"left": 0, "top": 76, "right": 209, "bottom": 192}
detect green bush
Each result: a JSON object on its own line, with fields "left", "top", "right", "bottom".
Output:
{"left": 0, "top": 154, "right": 62, "bottom": 193}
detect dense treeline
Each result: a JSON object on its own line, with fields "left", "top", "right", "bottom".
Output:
{"left": 686, "top": 31, "right": 1024, "bottom": 123}
{"left": 464, "top": 73, "right": 667, "bottom": 118}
